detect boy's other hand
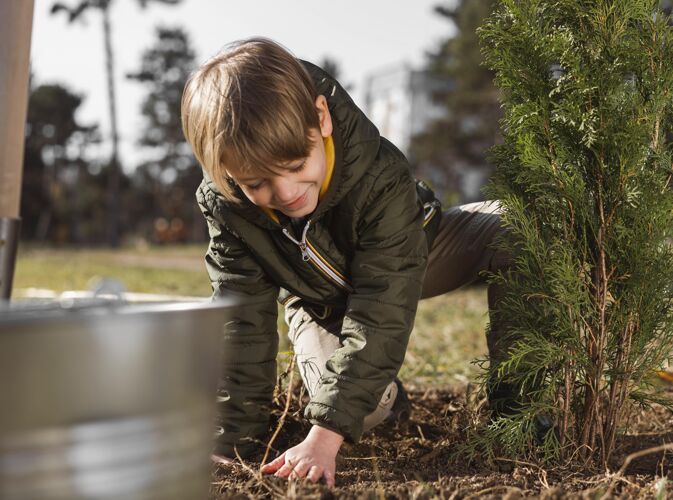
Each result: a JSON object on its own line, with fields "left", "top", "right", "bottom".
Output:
{"left": 260, "top": 425, "right": 344, "bottom": 488}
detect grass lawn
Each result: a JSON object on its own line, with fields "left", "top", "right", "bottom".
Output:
{"left": 403, "top": 287, "right": 489, "bottom": 386}
{"left": 12, "top": 244, "right": 489, "bottom": 385}
{"left": 13, "top": 244, "right": 211, "bottom": 297}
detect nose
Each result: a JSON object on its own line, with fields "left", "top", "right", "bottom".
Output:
{"left": 271, "top": 176, "right": 298, "bottom": 205}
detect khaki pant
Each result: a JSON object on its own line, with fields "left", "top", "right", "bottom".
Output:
{"left": 285, "top": 200, "right": 510, "bottom": 431}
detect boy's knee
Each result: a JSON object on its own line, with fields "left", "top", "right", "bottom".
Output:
{"left": 489, "top": 246, "right": 514, "bottom": 273}
{"left": 284, "top": 301, "right": 344, "bottom": 345}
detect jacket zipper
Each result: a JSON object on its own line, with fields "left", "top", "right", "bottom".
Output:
{"left": 281, "top": 203, "right": 438, "bottom": 293}
{"left": 282, "top": 220, "right": 354, "bottom": 293}
{"left": 423, "top": 201, "right": 441, "bottom": 227}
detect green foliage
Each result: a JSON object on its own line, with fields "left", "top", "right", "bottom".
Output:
{"left": 127, "top": 27, "right": 195, "bottom": 151}
{"left": 25, "top": 84, "right": 87, "bottom": 148}
{"left": 21, "top": 83, "right": 102, "bottom": 243}
{"left": 473, "top": 0, "right": 673, "bottom": 467}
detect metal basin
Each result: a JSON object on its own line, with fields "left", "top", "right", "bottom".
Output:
{"left": 0, "top": 298, "right": 233, "bottom": 499}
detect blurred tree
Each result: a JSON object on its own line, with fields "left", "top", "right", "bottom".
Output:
{"left": 22, "top": 83, "right": 101, "bottom": 243}
{"left": 127, "top": 27, "right": 193, "bottom": 152}
{"left": 127, "top": 26, "right": 206, "bottom": 243}
{"left": 410, "top": 0, "right": 501, "bottom": 204}
{"left": 317, "top": 56, "right": 354, "bottom": 92}
{"left": 51, "top": 0, "right": 182, "bottom": 247}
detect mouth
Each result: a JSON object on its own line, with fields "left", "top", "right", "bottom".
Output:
{"left": 282, "top": 191, "right": 308, "bottom": 211}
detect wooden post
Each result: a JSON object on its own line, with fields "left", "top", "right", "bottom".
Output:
{"left": 0, "top": 0, "right": 35, "bottom": 299}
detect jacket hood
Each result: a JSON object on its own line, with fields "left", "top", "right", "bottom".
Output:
{"left": 202, "top": 60, "right": 381, "bottom": 228}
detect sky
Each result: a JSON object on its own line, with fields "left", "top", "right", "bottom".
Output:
{"left": 30, "top": 0, "right": 455, "bottom": 170}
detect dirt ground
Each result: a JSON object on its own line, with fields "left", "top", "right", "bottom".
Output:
{"left": 211, "top": 384, "right": 673, "bottom": 499}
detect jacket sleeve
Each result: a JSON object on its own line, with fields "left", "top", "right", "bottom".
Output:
{"left": 303, "top": 162, "right": 428, "bottom": 442}
{"left": 197, "top": 188, "right": 280, "bottom": 458}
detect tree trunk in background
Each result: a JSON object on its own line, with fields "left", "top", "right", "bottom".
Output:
{"left": 0, "top": 0, "right": 34, "bottom": 298}
{"left": 102, "top": 4, "right": 121, "bottom": 247}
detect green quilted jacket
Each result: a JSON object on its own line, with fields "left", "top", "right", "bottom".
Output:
{"left": 196, "top": 61, "right": 441, "bottom": 458}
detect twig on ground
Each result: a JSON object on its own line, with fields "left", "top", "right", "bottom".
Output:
{"left": 416, "top": 424, "right": 427, "bottom": 441}
{"left": 261, "top": 356, "right": 296, "bottom": 469}
{"left": 464, "top": 485, "right": 525, "bottom": 499}
{"left": 234, "top": 446, "right": 284, "bottom": 498}
{"left": 601, "top": 442, "right": 673, "bottom": 499}
{"left": 293, "top": 382, "right": 306, "bottom": 418}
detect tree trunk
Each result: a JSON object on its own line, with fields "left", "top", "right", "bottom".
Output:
{"left": 102, "top": 4, "right": 121, "bottom": 247}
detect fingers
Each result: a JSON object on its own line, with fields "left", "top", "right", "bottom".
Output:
{"left": 323, "top": 469, "right": 335, "bottom": 488}
{"left": 260, "top": 453, "right": 285, "bottom": 474}
{"left": 283, "top": 462, "right": 335, "bottom": 489}
{"left": 288, "top": 460, "right": 312, "bottom": 480}
{"left": 261, "top": 452, "right": 336, "bottom": 488}
{"left": 306, "top": 465, "right": 322, "bottom": 483}
{"left": 273, "top": 459, "right": 296, "bottom": 478}
{"left": 273, "top": 457, "right": 312, "bottom": 480}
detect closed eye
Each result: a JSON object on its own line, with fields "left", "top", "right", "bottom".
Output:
{"left": 246, "top": 180, "right": 265, "bottom": 191}
{"left": 290, "top": 161, "right": 306, "bottom": 173}
{"left": 243, "top": 160, "right": 304, "bottom": 190}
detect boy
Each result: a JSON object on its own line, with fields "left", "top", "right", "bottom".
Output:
{"left": 181, "top": 38, "right": 509, "bottom": 487}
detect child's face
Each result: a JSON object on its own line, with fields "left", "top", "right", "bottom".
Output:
{"left": 226, "top": 96, "right": 333, "bottom": 218}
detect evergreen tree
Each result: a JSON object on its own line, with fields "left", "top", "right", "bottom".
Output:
{"left": 410, "top": 0, "right": 501, "bottom": 204}
{"left": 22, "top": 83, "right": 101, "bottom": 243}
{"left": 51, "top": 0, "right": 182, "bottom": 246}
{"left": 475, "top": 0, "right": 673, "bottom": 467}
{"left": 127, "top": 26, "right": 205, "bottom": 242}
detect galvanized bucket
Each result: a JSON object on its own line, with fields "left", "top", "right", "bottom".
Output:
{"left": 0, "top": 298, "right": 232, "bottom": 499}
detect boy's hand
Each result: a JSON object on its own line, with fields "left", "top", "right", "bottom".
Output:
{"left": 260, "top": 425, "right": 344, "bottom": 487}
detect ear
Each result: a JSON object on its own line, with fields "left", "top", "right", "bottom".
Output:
{"left": 315, "top": 95, "right": 333, "bottom": 138}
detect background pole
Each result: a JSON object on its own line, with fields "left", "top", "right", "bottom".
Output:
{"left": 0, "top": 0, "right": 35, "bottom": 299}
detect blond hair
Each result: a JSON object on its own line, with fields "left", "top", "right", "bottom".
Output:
{"left": 181, "top": 37, "right": 320, "bottom": 201}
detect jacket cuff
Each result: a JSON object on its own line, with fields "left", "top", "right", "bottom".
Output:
{"left": 305, "top": 401, "right": 362, "bottom": 443}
